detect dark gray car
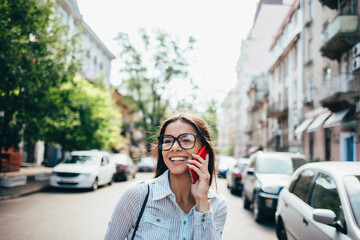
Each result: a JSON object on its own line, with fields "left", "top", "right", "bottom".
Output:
{"left": 242, "top": 151, "right": 307, "bottom": 222}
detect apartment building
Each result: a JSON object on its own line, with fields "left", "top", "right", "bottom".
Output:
{"left": 316, "top": 0, "right": 360, "bottom": 161}
{"left": 232, "top": 0, "right": 293, "bottom": 157}
{"left": 222, "top": 0, "right": 359, "bottom": 161}
{"left": 31, "top": 0, "right": 116, "bottom": 166}
{"left": 56, "top": 0, "right": 115, "bottom": 86}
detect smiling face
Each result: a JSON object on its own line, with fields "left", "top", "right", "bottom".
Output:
{"left": 161, "top": 120, "right": 202, "bottom": 176}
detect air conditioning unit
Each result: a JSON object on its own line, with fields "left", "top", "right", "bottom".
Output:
{"left": 353, "top": 42, "right": 360, "bottom": 58}
{"left": 352, "top": 56, "right": 360, "bottom": 72}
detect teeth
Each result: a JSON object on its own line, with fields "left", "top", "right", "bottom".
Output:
{"left": 170, "top": 157, "right": 187, "bottom": 161}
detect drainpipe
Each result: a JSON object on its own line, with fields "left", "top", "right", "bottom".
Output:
{"left": 298, "top": 0, "right": 305, "bottom": 153}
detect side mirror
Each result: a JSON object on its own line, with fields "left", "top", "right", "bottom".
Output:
{"left": 313, "top": 208, "right": 347, "bottom": 234}
{"left": 246, "top": 168, "right": 254, "bottom": 176}
{"left": 313, "top": 209, "right": 336, "bottom": 225}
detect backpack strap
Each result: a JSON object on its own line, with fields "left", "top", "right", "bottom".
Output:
{"left": 131, "top": 183, "right": 150, "bottom": 240}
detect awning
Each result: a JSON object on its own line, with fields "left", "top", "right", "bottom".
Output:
{"left": 295, "top": 118, "right": 314, "bottom": 135}
{"left": 323, "top": 108, "right": 350, "bottom": 128}
{"left": 307, "top": 111, "right": 332, "bottom": 132}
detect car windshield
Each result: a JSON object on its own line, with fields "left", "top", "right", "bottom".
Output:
{"left": 343, "top": 175, "right": 360, "bottom": 229}
{"left": 63, "top": 155, "right": 99, "bottom": 165}
{"left": 111, "top": 155, "right": 127, "bottom": 165}
{"left": 257, "top": 157, "right": 305, "bottom": 174}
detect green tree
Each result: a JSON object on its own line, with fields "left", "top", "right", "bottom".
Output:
{"left": 0, "top": 0, "right": 79, "bottom": 151}
{"left": 115, "top": 29, "right": 196, "bottom": 152}
{"left": 43, "top": 76, "right": 123, "bottom": 154}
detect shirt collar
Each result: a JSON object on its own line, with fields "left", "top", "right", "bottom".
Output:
{"left": 152, "top": 169, "right": 217, "bottom": 200}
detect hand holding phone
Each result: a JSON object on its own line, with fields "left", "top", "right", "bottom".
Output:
{"left": 189, "top": 145, "right": 208, "bottom": 184}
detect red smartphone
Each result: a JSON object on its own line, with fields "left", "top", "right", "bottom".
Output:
{"left": 189, "top": 145, "right": 208, "bottom": 184}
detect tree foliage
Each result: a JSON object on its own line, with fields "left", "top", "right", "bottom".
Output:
{"left": 0, "top": 0, "right": 79, "bottom": 150}
{"left": 116, "top": 29, "right": 196, "bottom": 152}
{"left": 43, "top": 76, "right": 123, "bottom": 152}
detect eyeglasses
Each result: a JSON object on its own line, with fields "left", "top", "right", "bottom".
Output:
{"left": 158, "top": 133, "right": 199, "bottom": 151}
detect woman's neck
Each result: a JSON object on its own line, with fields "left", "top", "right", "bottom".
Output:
{"left": 168, "top": 172, "right": 195, "bottom": 213}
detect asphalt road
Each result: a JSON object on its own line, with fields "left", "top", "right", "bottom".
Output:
{"left": 0, "top": 173, "right": 277, "bottom": 240}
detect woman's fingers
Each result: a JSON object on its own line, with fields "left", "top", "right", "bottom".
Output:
{"left": 187, "top": 153, "right": 210, "bottom": 180}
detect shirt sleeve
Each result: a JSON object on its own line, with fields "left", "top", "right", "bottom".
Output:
{"left": 103, "top": 182, "right": 141, "bottom": 240}
{"left": 193, "top": 194, "right": 228, "bottom": 240}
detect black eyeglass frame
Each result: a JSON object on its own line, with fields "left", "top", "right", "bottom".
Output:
{"left": 158, "top": 133, "right": 200, "bottom": 151}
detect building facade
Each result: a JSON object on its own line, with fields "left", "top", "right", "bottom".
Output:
{"left": 222, "top": 0, "right": 360, "bottom": 161}
{"left": 232, "top": 0, "right": 293, "bottom": 157}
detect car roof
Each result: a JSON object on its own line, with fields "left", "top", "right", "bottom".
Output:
{"left": 70, "top": 150, "right": 108, "bottom": 156}
{"left": 300, "top": 162, "right": 360, "bottom": 176}
{"left": 255, "top": 151, "right": 306, "bottom": 159}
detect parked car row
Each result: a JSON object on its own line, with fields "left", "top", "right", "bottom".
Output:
{"left": 50, "top": 150, "right": 156, "bottom": 191}
{"left": 227, "top": 150, "right": 360, "bottom": 240}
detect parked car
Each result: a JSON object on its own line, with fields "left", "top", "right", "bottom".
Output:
{"left": 226, "top": 157, "right": 250, "bottom": 195}
{"left": 110, "top": 153, "right": 137, "bottom": 181}
{"left": 217, "top": 155, "right": 237, "bottom": 178}
{"left": 276, "top": 161, "right": 360, "bottom": 240}
{"left": 242, "top": 151, "right": 307, "bottom": 222}
{"left": 50, "top": 150, "right": 115, "bottom": 191}
{"left": 138, "top": 156, "right": 156, "bottom": 172}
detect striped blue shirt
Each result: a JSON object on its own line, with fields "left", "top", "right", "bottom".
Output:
{"left": 104, "top": 170, "right": 227, "bottom": 240}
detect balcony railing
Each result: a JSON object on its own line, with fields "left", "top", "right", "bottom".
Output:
{"left": 268, "top": 100, "right": 288, "bottom": 118}
{"left": 321, "top": 74, "right": 360, "bottom": 111}
{"left": 320, "top": 15, "right": 359, "bottom": 60}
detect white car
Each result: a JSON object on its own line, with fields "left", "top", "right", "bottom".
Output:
{"left": 50, "top": 150, "right": 115, "bottom": 191}
{"left": 276, "top": 161, "right": 360, "bottom": 240}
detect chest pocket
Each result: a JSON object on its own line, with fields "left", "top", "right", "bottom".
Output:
{"left": 140, "top": 212, "right": 171, "bottom": 239}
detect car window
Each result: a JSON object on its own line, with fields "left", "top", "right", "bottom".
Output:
{"left": 248, "top": 156, "right": 256, "bottom": 168}
{"left": 310, "top": 173, "right": 341, "bottom": 215}
{"left": 343, "top": 175, "right": 360, "bottom": 228}
{"left": 101, "top": 157, "right": 109, "bottom": 166}
{"left": 290, "top": 169, "right": 316, "bottom": 202}
{"left": 63, "top": 155, "right": 98, "bottom": 165}
{"left": 257, "top": 157, "right": 294, "bottom": 174}
{"left": 291, "top": 158, "right": 307, "bottom": 171}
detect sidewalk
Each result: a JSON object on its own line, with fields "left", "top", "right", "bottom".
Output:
{"left": 0, "top": 164, "right": 53, "bottom": 200}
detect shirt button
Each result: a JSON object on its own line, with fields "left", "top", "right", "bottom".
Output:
{"left": 183, "top": 221, "right": 187, "bottom": 224}
{"left": 183, "top": 238, "right": 186, "bottom": 240}
{"left": 156, "top": 218, "right": 160, "bottom": 222}
{"left": 201, "top": 218, "right": 205, "bottom": 222}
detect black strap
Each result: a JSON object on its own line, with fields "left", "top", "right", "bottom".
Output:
{"left": 131, "top": 183, "right": 150, "bottom": 240}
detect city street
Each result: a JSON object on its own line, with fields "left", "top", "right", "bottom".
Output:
{"left": 0, "top": 173, "right": 277, "bottom": 240}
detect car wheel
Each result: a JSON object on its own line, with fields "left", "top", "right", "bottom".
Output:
{"left": 253, "top": 194, "right": 264, "bottom": 222}
{"left": 276, "top": 219, "right": 287, "bottom": 240}
{"left": 92, "top": 178, "right": 98, "bottom": 191}
{"left": 108, "top": 175, "right": 114, "bottom": 186}
{"left": 243, "top": 194, "right": 251, "bottom": 209}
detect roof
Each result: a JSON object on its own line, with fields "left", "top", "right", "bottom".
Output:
{"left": 255, "top": 151, "right": 306, "bottom": 159}
{"left": 70, "top": 150, "right": 108, "bottom": 156}
{"left": 300, "top": 162, "right": 360, "bottom": 176}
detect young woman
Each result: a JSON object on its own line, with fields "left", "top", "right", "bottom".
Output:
{"left": 104, "top": 112, "right": 227, "bottom": 240}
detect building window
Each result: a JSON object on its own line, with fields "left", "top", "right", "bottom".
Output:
{"left": 309, "top": 132, "right": 314, "bottom": 160}
{"left": 306, "top": 80, "right": 314, "bottom": 103}
{"left": 340, "top": 0, "right": 356, "bottom": 15}
{"left": 307, "top": 0, "right": 312, "bottom": 22}
{"left": 308, "top": 39, "right": 313, "bottom": 61}
{"left": 323, "top": 68, "right": 331, "bottom": 82}
{"left": 325, "top": 128, "right": 331, "bottom": 161}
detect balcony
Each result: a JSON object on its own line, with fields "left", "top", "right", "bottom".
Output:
{"left": 318, "top": 0, "right": 338, "bottom": 9}
{"left": 321, "top": 74, "right": 360, "bottom": 111}
{"left": 320, "top": 15, "right": 359, "bottom": 60}
{"left": 268, "top": 100, "right": 288, "bottom": 118}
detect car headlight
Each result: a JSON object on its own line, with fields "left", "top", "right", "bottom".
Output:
{"left": 81, "top": 173, "right": 94, "bottom": 178}
{"left": 261, "top": 185, "right": 281, "bottom": 194}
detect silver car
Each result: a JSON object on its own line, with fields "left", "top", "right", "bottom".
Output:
{"left": 276, "top": 162, "right": 360, "bottom": 240}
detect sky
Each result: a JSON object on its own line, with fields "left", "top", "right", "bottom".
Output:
{"left": 76, "top": 0, "right": 259, "bottom": 104}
